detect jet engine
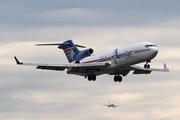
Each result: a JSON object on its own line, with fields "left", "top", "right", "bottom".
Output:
{"left": 75, "top": 48, "right": 94, "bottom": 61}
{"left": 82, "top": 48, "right": 94, "bottom": 55}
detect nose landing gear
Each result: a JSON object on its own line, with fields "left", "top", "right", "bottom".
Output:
{"left": 144, "top": 60, "right": 151, "bottom": 68}
{"left": 144, "top": 64, "right": 150, "bottom": 68}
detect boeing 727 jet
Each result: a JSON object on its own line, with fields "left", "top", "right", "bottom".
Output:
{"left": 101, "top": 101, "right": 121, "bottom": 108}
{"left": 14, "top": 40, "right": 169, "bottom": 82}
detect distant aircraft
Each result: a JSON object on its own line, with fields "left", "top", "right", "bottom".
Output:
{"left": 14, "top": 40, "right": 169, "bottom": 82}
{"left": 101, "top": 101, "right": 121, "bottom": 108}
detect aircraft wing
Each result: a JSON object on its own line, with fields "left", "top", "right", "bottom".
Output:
{"left": 14, "top": 56, "right": 111, "bottom": 71}
{"left": 103, "top": 104, "right": 109, "bottom": 106}
{"left": 115, "top": 104, "right": 122, "bottom": 107}
{"left": 130, "top": 63, "right": 169, "bottom": 74}
{"left": 99, "top": 103, "right": 108, "bottom": 106}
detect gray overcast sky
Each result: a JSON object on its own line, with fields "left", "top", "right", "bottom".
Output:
{"left": 1, "top": 0, "right": 180, "bottom": 29}
{"left": 1, "top": 0, "right": 180, "bottom": 120}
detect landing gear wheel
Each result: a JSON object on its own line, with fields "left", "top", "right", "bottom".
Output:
{"left": 144, "top": 64, "right": 147, "bottom": 68}
{"left": 144, "top": 64, "right": 150, "bottom": 68}
{"left": 92, "top": 75, "right": 96, "bottom": 81}
{"left": 147, "top": 64, "right": 150, "bottom": 68}
{"left": 118, "top": 76, "right": 122, "bottom": 82}
{"left": 88, "top": 75, "right": 92, "bottom": 81}
{"left": 88, "top": 75, "right": 96, "bottom": 81}
{"left": 114, "top": 76, "right": 118, "bottom": 82}
{"left": 114, "top": 75, "right": 122, "bottom": 82}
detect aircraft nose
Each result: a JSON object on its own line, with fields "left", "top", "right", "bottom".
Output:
{"left": 151, "top": 47, "right": 158, "bottom": 58}
{"left": 153, "top": 47, "right": 158, "bottom": 54}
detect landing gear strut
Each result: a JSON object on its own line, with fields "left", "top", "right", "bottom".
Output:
{"left": 144, "top": 60, "right": 151, "bottom": 69}
{"left": 114, "top": 75, "right": 122, "bottom": 82}
{"left": 88, "top": 75, "right": 96, "bottom": 81}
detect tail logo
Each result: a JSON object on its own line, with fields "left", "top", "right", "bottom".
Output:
{"left": 64, "top": 47, "right": 75, "bottom": 61}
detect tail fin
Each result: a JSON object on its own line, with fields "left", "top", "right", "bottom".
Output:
{"left": 36, "top": 40, "right": 86, "bottom": 63}
{"left": 58, "top": 40, "right": 80, "bottom": 63}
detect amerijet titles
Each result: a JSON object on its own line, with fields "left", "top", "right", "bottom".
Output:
{"left": 112, "top": 48, "right": 133, "bottom": 64}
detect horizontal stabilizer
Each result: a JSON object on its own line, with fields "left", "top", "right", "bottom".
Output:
{"left": 36, "top": 42, "right": 85, "bottom": 48}
{"left": 74, "top": 44, "right": 86, "bottom": 48}
{"left": 36, "top": 43, "right": 69, "bottom": 47}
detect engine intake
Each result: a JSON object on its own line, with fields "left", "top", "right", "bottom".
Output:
{"left": 87, "top": 48, "right": 94, "bottom": 54}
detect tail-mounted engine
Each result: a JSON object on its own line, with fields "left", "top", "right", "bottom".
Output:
{"left": 75, "top": 48, "right": 94, "bottom": 61}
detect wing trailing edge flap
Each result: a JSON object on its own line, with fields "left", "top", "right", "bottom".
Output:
{"left": 14, "top": 56, "right": 110, "bottom": 71}
{"left": 36, "top": 66, "right": 66, "bottom": 71}
{"left": 36, "top": 62, "right": 110, "bottom": 71}
{"left": 130, "top": 63, "right": 169, "bottom": 74}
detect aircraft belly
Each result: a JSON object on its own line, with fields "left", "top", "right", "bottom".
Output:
{"left": 66, "top": 66, "right": 115, "bottom": 76}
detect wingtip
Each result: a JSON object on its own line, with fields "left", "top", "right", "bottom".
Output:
{"left": 164, "top": 63, "right": 169, "bottom": 72}
{"left": 14, "top": 56, "right": 23, "bottom": 65}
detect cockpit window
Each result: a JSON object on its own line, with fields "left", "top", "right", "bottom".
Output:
{"left": 145, "top": 44, "right": 156, "bottom": 48}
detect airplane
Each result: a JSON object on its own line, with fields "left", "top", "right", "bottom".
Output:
{"left": 14, "top": 40, "right": 169, "bottom": 82}
{"left": 101, "top": 101, "right": 121, "bottom": 108}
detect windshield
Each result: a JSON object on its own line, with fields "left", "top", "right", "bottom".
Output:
{"left": 145, "top": 44, "right": 156, "bottom": 48}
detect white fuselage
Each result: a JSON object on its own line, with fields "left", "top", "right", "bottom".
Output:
{"left": 74, "top": 42, "right": 158, "bottom": 76}
{"left": 108, "top": 104, "right": 116, "bottom": 108}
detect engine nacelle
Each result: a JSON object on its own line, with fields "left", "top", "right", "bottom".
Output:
{"left": 75, "top": 48, "right": 94, "bottom": 61}
{"left": 83, "top": 48, "right": 94, "bottom": 55}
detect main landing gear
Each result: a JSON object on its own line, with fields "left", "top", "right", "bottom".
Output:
{"left": 88, "top": 75, "right": 96, "bottom": 81}
{"left": 86, "top": 75, "right": 123, "bottom": 82}
{"left": 114, "top": 75, "right": 122, "bottom": 82}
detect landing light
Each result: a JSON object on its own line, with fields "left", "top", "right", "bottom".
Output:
{"left": 109, "top": 62, "right": 112, "bottom": 65}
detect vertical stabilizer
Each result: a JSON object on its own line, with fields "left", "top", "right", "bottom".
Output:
{"left": 58, "top": 40, "right": 80, "bottom": 63}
